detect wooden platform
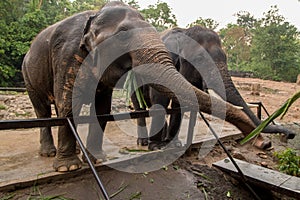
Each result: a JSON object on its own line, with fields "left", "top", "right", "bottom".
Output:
{"left": 213, "top": 158, "right": 300, "bottom": 199}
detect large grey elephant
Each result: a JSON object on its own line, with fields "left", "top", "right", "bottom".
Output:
{"left": 22, "top": 1, "right": 258, "bottom": 172}
{"left": 134, "top": 26, "right": 295, "bottom": 150}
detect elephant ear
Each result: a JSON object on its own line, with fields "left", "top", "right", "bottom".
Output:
{"left": 161, "top": 28, "right": 185, "bottom": 70}
{"left": 80, "top": 14, "right": 97, "bottom": 51}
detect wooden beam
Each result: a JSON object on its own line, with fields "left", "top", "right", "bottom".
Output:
{"left": 213, "top": 158, "right": 300, "bottom": 199}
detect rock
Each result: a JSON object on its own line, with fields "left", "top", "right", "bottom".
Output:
{"left": 232, "top": 150, "right": 247, "bottom": 161}
{"left": 297, "top": 74, "right": 300, "bottom": 85}
{"left": 257, "top": 152, "right": 268, "bottom": 159}
{"left": 250, "top": 83, "right": 261, "bottom": 96}
{"left": 260, "top": 162, "right": 268, "bottom": 167}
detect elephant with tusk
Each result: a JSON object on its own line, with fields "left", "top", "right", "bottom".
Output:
{"left": 22, "top": 1, "right": 258, "bottom": 172}
{"left": 134, "top": 25, "right": 295, "bottom": 150}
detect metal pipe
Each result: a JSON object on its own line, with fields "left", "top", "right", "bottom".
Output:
{"left": 186, "top": 111, "right": 197, "bottom": 147}
{"left": 0, "top": 108, "right": 189, "bottom": 130}
{"left": 67, "top": 118, "right": 110, "bottom": 200}
{"left": 199, "top": 112, "right": 261, "bottom": 200}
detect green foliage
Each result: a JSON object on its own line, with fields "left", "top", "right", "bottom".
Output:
{"left": 71, "top": 0, "right": 107, "bottom": 14}
{"left": 140, "top": 1, "right": 177, "bottom": 32}
{"left": 1, "top": 1, "right": 299, "bottom": 87}
{"left": 0, "top": 0, "right": 107, "bottom": 87}
{"left": 187, "top": 17, "right": 219, "bottom": 30}
{"left": 0, "top": 104, "right": 6, "bottom": 110}
{"left": 123, "top": 71, "right": 148, "bottom": 109}
{"left": 123, "top": 0, "right": 140, "bottom": 10}
{"left": 235, "top": 11, "right": 257, "bottom": 30}
{"left": 240, "top": 91, "right": 300, "bottom": 145}
{"left": 220, "top": 6, "right": 300, "bottom": 82}
{"left": 250, "top": 6, "right": 300, "bottom": 82}
{"left": 219, "top": 24, "right": 250, "bottom": 71}
{"left": 274, "top": 148, "right": 300, "bottom": 177}
{"left": 0, "top": 193, "right": 15, "bottom": 200}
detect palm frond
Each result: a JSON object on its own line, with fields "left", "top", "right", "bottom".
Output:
{"left": 240, "top": 91, "right": 300, "bottom": 145}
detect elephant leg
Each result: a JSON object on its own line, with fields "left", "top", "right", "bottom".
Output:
{"left": 131, "top": 90, "right": 148, "bottom": 146}
{"left": 85, "top": 88, "right": 112, "bottom": 162}
{"left": 148, "top": 88, "right": 170, "bottom": 150}
{"left": 165, "top": 101, "right": 183, "bottom": 148}
{"left": 27, "top": 90, "right": 56, "bottom": 157}
{"left": 214, "top": 62, "right": 272, "bottom": 149}
{"left": 53, "top": 124, "right": 81, "bottom": 172}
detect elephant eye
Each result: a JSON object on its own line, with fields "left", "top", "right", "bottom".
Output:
{"left": 118, "top": 26, "right": 129, "bottom": 32}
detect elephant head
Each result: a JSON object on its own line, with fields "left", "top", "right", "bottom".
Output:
{"left": 161, "top": 25, "right": 295, "bottom": 149}
{"left": 182, "top": 26, "right": 295, "bottom": 141}
{"left": 77, "top": 2, "right": 256, "bottom": 134}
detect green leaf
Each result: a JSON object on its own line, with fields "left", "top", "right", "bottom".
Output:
{"left": 280, "top": 91, "right": 300, "bottom": 119}
{"left": 240, "top": 91, "right": 300, "bottom": 145}
{"left": 123, "top": 71, "right": 148, "bottom": 109}
{"left": 226, "top": 191, "right": 231, "bottom": 198}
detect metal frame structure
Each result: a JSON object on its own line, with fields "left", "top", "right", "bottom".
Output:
{"left": 0, "top": 107, "right": 262, "bottom": 199}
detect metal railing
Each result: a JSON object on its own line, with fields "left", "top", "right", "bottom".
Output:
{"left": 0, "top": 87, "right": 264, "bottom": 199}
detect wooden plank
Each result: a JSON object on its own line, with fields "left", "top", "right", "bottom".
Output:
{"left": 213, "top": 158, "right": 300, "bottom": 198}
{"left": 280, "top": 176, "right": 300, "bottom": 194}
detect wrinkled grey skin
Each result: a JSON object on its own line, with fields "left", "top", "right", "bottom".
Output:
{"left": 135, "top": 26, "right": 295, "bottom": 150}
{"left": 22, "top": 2, "right": 259, "bottom": 172}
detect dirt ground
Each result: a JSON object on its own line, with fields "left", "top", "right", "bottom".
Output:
{"left": 0, "top": 77, "right": 299, "bottom": 200}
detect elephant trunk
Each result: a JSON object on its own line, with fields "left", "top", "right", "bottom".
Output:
{"left": 216, "top": 62, "right": 295, "bottom": 138}
{"left": 131, "top": 39, "right": 256, "bottom": 135}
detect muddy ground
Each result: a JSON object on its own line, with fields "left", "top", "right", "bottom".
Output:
{"left": 0, "top": 77, "right": 299, "bottom": 200}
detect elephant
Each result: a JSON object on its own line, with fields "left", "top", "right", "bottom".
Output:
{"left": 22, "top": 1, "right": 260, "bottom": 172}
{"left": 134, "top": 25, "right": 296, "bottom": 150}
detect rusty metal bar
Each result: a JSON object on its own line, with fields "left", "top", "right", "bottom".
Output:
{"left": 0, "top": 87, "right": 27, "bottom": 92}
{"left": 248, "top": 102, "right": 275, "bottom": 125}
{"left": 0, "top": 117, "right": 67, "bottom": 130}
{"left": 260, "top": 103, "right": 276, "bottom": 125}
{"left": 0, "top": 107, "right": 190, "bottom": 130}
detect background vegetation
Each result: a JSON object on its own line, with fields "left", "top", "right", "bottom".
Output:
{"left": 0, "top": 0, "right": 299, "bottom": 86}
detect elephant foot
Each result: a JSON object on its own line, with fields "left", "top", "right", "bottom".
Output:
{"left": 76, "top": 143, "right": 81, "bottom": 154}
{"left": 82, "top": 150, "right": 106, "bottom": 164}
{"left": 282, "top": 132, "right": 296, "bottom": 140}
{"left": 166, "top": 139, "right": 182, "bottom": 148}
{"left": 253, "top": 136, "right": 272, "bottom": 150}
{"left": 137, "top": 138, "right": 149, "bottom": 146}
{"left": 40, "top": 145, "right": 57, "bottom": 157}
{"left": 148, "top": 141, "right": 168, "bottom": 151}
{"left": 149, "top": 139, "right": 182, "bottom": 151}
{"left": 53, "top": 155, "right": 82, "bottom": 172}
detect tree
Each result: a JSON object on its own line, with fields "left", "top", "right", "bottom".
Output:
{"left": 0, "top": 0, "right": 29, "bottom": 86}
{"left": 235, "top": 11, "right": 257, "bottom": 30}
{"left": 123, "top": 0, "right": 140, "bottom": 10}
{"left": 0, "top": 0, "right": 109, "bottom": 86}
{"left": 219, "top": 24, "right": 250, "bottom": 70}
{"left": 250, "top": 6, "right": 300, "bottom": 82}
{"left": 71, "top": 0, "right": 107, "bottom": 14}
{"left": 140, "top": 1, "right": 177, "bottom": 31}
{"left": 218, "top": 11, "right": 256, "bottom": 71}
{"left": 187, "top": 17, "right": 219, "bottom": 30}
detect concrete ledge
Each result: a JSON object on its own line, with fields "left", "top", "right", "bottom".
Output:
{"left": 213, "top": 158, "right": 300, "bottom": 198}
